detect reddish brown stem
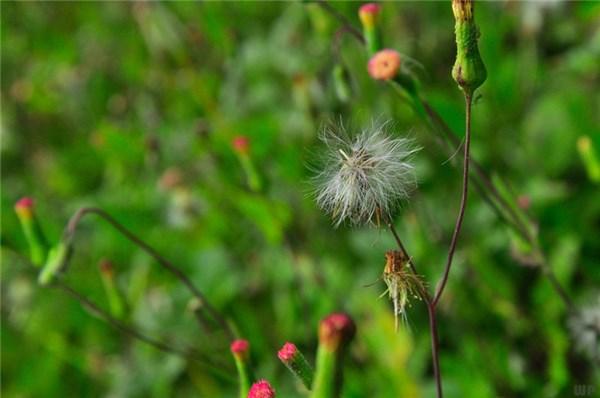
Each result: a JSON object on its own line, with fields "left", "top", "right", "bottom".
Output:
{"left": 433, "top": 94, "right": 473, "bottom": 307}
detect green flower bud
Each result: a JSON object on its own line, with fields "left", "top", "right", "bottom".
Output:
{"left": 38, "top": 241, "right": 72, "bottom": 286}
{"left": 451, "top": 0, "right": 487, "bottom": 96}
{"left": 358, "top": 3, "right": 382, "bottom": 56}
{"left": 14, "top": 197, "right": 49, "bottom": 267}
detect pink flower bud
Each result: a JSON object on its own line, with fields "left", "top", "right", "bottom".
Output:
{"left": 359, "top": 3, "right": 381, "bottom": 28}
{"left": 248, "top": 380, "right": 275, "bottom": 398}
{"left": 318, "top": 312, "right": 356, "bottom": 351}
{"left": 232, "top": 135, "right": 250, "bottom": 154}
{"left": 368, "top": 49, "right": 401, "bottom": 80}
{"left": 277, "top": 342, "right": 297, "bottom": 363}
{"left": 230, "top": 339, "right": 250, "bottom": 357}
{"left": 14, "top": 197, "right": 35, "bottom": 217}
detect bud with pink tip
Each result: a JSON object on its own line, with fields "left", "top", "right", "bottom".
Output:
{"left": 231, "top": 339, "right": 255, "bottom": 398}
{"left": 99, "top": 259, "right": 126, "bottom": 319}
{"left": 231, "top": 339, "right": 250, "bottom": 359}
{"left": 277, "top": 342, "right": 313, "bottom": 389}
{"left": 14, "top": 197, "right": 49, "bottom": 266}
{"left": 247, "top": 380, "right": 276, "bottom": 398}
{"left": 318, "top": 313, "right": 356, "bottom": 352}
{"left": 358, "top": 3, "right": 382, "bottom": 55}
{"left": 368, "top": 49, "right": 401, "bottom": 81}
{"left": 313, "top": 312, "right": 356, "bottom": 397}
{"left": 232, "top": 135, "right": 250, "bottom": 155}
{"left": 231, "top": 135, "right": 261, "bottom": 192}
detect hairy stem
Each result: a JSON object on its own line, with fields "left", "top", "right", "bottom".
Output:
{"left": 65, "top": 207, "right": 234, "bottom": 340}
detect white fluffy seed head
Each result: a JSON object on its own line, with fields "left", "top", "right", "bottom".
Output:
{"left": 568, "top": 297, "right": 600, "bottom": 363}
{"left": 313, "top": 120, "right": 419, "bottom": 227}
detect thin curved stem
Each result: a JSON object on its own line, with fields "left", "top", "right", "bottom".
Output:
{"left": 433, "top": 94, "right": 473, "bottom": 307}
{"left": 52, "top": 282, "right": 234, "bottom": 382}
{"left": 65, "top": 207, "right": 234, "bottom": 340}
{"left": 314, "top": 1, "right": 364, "bottom": 44}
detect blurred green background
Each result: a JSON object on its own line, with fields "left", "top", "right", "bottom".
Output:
{"left": 2, "top": 1, "right": 599, "bottom": 397}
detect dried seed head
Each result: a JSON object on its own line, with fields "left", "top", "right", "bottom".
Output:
{"left": 368, "top": 49, "right": 402, "bottom": 80}
{"left": 382, "top": 250, "right": 425, "bottom": 331}
{"left": 313, "top": 121, "right": 418, "bottom": 227}
{"left": 248, "top": 380, "right": 276, "bottom": 398}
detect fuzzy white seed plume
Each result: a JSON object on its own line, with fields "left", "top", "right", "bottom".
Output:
{"left": 568, "top": 296, "right": 600, "bottom": 363}
{"left": 314, "top": 121, "right": 419, "bottom": 227}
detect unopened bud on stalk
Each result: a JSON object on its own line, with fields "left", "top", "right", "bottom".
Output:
{"left": 318, "top": 313, "right": 356, "bottom": 352}
{"left": 14, "top": 197, "right": 49, "bottom": 266}
{"left": 368, "top": 49, "right": 401, "bottom": 81}
{"left": 358, "top": 3, "right": 382, "bottom": 55}
{"left": 278, "top": 342, "right": 314, "bottom": 390}
{"left": 38, "top": 240, "right": 72, "bottom": 286}
{"left": 233, "top": 136, "right": 250, "bottom": 155}
{"left": 99, "top": 259, "right": 127, "bottom": 319}
{"left": 313, "top": 313, "right": 356, "bottom": 398}
{"left": 577, "top": 136, "right": 600, "bottom": 183}
{"left": 231, "top": 339, "right": 255, "bottom": 398}
{"left": 332, "top": 64, "right": 351, "bottom": 103}
{"left": 451, "top": 0, "right": 487, "bottom": 96}
{"left": 232, "top": 135, "right": 262, "bottom": 192}
{"left": 247, "top": 380, "right": 276, "bottom": 398}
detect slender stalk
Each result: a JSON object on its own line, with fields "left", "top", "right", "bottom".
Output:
{"left": 65, "top": 207, "right": 234, "bottom": 340}
{"left": 427, "top": 304, "right": 443, "bottom": 398}
{"left": 52, "top": 282, "right": 233, "bottom": 381}
{"left": 433, "top": 94, "right": 473, "bottom": 307}
{"left": 315, "top": 0, "right": 365, "bottom": 44}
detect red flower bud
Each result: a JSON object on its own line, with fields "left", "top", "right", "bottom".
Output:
{"left": 231, "top": 339, "right": 250, "bottom": 358}
{"left": 232, "top": 135, "right": 250, "bottom": 154}
{"left": 14, "top": 197, "right": 35, "bottom": 218}
{"left": 247, "top": 380, "right": 275, "bottom": 398}
{"left": 359, "top": 3, "right": 381, "bottom": 28}
{"left": 277, "top": 342, "right": 297, "bottom": 363}
{"left": 318, "top": 312, "right": 356, "bottom": 351}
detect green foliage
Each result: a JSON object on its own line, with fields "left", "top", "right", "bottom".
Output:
{"left": 2, "top": 2, "right": 599, "bottom": 397}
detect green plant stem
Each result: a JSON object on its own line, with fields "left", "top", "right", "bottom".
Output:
{"left": 233, "top": 355, "right": 253, "bottom": 398}
{"left": 311, "top": 345, "right": 338, "bottom": 398}
{"left": 65, "top": 207, "right": 235, "bottom": 340}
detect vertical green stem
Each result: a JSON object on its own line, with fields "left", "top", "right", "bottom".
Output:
{"left": 311, "top": 345, "right": 338, "bottom": 398}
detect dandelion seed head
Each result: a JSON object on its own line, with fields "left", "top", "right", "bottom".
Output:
{"left": 314, "top": 120, "right": 419, "bottom": 227}
{"left": 568, "top": 296, "right": 600, "bottom": 363}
